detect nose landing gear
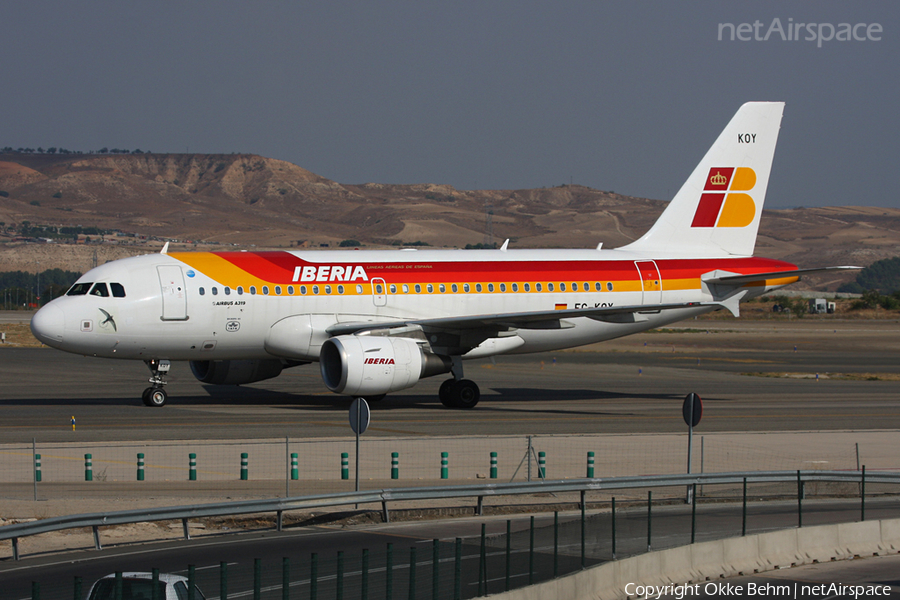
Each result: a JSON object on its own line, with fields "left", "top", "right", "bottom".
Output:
{"left": 143, "top": 359, "right": 171, "bottom": 407}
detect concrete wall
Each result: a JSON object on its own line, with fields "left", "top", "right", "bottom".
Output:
{"left": 488, "top": 518, "right": 900, "bottom": 600}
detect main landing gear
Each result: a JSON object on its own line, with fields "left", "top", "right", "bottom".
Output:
{"left": 142, "top": 359, "right": 171, "bottom": 407}
{"left": 438, "top": 357, "right": 480, "bottom": 409}
{"left": 438, "top": 378, "right": 480, "bottom": 409}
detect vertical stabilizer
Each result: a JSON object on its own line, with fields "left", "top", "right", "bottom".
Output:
{"left": 621, "top": 102, "right": 784, "bottom": 257}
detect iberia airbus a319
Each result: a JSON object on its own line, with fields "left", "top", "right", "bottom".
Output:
{"left": 30, "top": 102, "right": 857, "bottom": 408}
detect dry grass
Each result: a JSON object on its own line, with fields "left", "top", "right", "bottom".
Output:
{"left": 0, "top": 323, "right": 43, "bottom": 348}
{"left": 742, "top": 371, "right": 900, "bottom": 381}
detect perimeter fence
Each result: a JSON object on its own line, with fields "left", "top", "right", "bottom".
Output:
{"left": 17, "top": 473, "right": 900, "bottom": 600}
{"left": 0, "top": 432, "right": 892, "bottom": 504}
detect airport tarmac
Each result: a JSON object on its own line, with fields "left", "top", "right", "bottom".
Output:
{"left": 0, "top": 318, "right": 898, "bottom": 442}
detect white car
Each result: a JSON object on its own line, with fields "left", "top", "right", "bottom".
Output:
{"left": 86, "top": 572, "right": 206, "bottom": 600}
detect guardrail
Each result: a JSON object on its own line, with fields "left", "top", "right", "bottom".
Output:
{"left": 2, "top": 469, "right": 895, "bottom": 560}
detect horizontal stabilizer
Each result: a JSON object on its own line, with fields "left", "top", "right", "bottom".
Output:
{"left": 703, "top": 266, "right": 862, "bottom": 286}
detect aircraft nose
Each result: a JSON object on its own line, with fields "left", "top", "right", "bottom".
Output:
{"left": 31, "top": 304, "right": 65, "bottom": 346}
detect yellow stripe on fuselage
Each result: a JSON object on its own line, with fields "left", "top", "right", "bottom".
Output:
{"left": 169, "top": 252, "right": 271, "bottom": 288}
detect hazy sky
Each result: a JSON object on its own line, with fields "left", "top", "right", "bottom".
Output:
{"left": 4, "top": 1, "right": 898, "bottom": 208}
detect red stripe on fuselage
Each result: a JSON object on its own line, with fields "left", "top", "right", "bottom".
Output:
{"left": 208, "top": 251, "right": 795, "bottom": 286}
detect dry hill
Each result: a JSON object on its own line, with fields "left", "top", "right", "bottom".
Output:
{"left": 1, "top": 153, "right": 898, "bottom": 290}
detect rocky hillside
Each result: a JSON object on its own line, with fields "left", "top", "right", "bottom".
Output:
{"left": 1, "top": 152, "right": 899, "bottom": 289}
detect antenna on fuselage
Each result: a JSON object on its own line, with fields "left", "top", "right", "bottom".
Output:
{"left": 499, "top": 239, "right": 509, "bottom": 252}
{"left": 160, "top": 242, "right": 169, "bottom": 254}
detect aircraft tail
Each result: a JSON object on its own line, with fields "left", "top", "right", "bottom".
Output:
{"left": 621, "top": 102, "right": 785, "bottom": 257}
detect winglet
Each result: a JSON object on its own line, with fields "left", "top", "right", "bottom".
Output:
{"left": 160, "top": 242, "right": 169, "bottom": 254}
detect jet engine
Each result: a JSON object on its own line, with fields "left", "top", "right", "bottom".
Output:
{"left": 320, "top": 335, "right": 451, "bottom": 396}
{"left": 190, "top": 359, "right": 285, "bottom": 385}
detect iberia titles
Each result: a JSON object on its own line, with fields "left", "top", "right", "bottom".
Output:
{"left": 292, "top": 265, "right": 370, "bottom": 283}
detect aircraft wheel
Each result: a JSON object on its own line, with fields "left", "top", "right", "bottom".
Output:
{"left": 449, "top": 379, "right": 480, "bottom": 409}
{"left": 145, "top": 388, "right": 168, "bottom": 407}
{"left": 438, "top": 379, "right": 456, "bottom": 407}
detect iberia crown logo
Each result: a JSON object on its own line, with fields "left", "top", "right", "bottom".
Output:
{"left": 691, "top": 167, "right": 757, "bottom": 227}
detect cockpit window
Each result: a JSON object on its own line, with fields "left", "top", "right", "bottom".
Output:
{"left": 90, "top": 283, "right": 109, "bottom": 297}
{"left": 110, "top": 283, "right": 126, "bottom": 298}
{"left": 67, "top": 282, "right": 92, "bottom": 296}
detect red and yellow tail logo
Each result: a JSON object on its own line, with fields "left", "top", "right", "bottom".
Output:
{"left": 691, "top": 167, "right": 757, "bottom": 227}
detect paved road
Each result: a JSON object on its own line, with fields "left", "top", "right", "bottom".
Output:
{"left": 1, "top": 320, "right": 899, "bottom": 442}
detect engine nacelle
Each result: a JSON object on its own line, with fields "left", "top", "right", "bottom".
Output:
{"left": 320, "top": 335, "right": 451, "bottom": 396}
{"left": 190, "top": 359, "right": 284, "bottom": 385}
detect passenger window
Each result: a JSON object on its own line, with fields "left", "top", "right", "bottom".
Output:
{"left": 536, "top": 283, "right": 542, "bottom": 292}
{"left": 300, "top": 286, "right": 307, "bottom": 294}
{"left": 452, "top": 284, "right": 458, "bottom": 293}
{"left": 415, "top": 284, "right": 422, "bottom": 293}
{"left": 237, "top": 287, "right": 244, "bottom": 295}
{"left": 212, "top": 287, "right": 218, "bottom": 295}
{"left": 312, "top": 285, "right": 319, "bottom": 294}
{"left": 403, "top": 284, "right": 409, "bottom": 293}
{"left": 337, "top": 285, "right": 344, "bottom": 294}
{"left": 275, "top": 286, "right": 281, "bottom": 295}
{"left": 288, "top": 286, "right": 294, "bottom": 295}
{"left": 595, "top": 282, "right": 602, "bottom": 291}
{"left": 524, "top": 283, "right": 530, "bottom": 292}
{"left": 110, "top": 283, "right": 126, "bottom": 297}
{"left": 356, "top": 284, "right": 363, "bottom": 294}
{"left": 90, "top": 283, "right": 109, "bottom": 297}
{"left": 512, "top": 283, "right": 518, "bottom": 292}
{"left": 427, "top": 284, "right": 434, "bottom": 293}
{"left": 199, "top": 287, "right": 205, "bottom": 296}
{"left": 250, "top": 286, "right": 257, "bottom": 295}
{"left": 463, "top": 283, "right": 470, "bottom": 293}
{"left": 607, "top": 282, "right": 614, "bottom": 291}
{"left": 499, "top": 283, "right": 506, "bottom": 292}
{"left": 476, "top": 283, "right": 483, "bottom": 292}
{"left": 376, "top": 284, "right": 384, "bottom": 294}
{"left": 439, "top": 284, "right": 446, "bottom": 293}
{"left": 390, "top": 284, "right": 397, "bottom": 294}
{"left": 547, "top": 283, "right": 554, "bottom": 291}
{"left": 583, "top": 282, "right": 589, "bottom": 291}
{"left": 488, "top": 284, "right": 494, "bottom": 292}
{"left": 262, "top": 286, "right": 269, "bottom": 295}
{"left": 325, "top": 285, "right": 332, "bottom": 294}
{"left": 560, "top": 283, "right": 567, "bottom": 291}
{"left": 225, "top": 287, "right": 231, "bottom": 295}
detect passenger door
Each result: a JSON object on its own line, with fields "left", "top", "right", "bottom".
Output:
{"left": 158, "top": 265, "right": 188, "bottom": 320}
{"left": 634, "top": 260, "right": 662, "bottom": 305}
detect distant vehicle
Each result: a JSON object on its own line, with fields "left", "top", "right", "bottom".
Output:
{"left": 808, "top": 298, "right": 836, "bottom": 314}
{"left": 86, "top": 572, "right": 205, "bottom": 600}
{"left": 809, "top": 298, "right": 827, "bottom": 314}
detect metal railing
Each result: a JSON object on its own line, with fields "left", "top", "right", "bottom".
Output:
{"left": 3, "top": 468, "right": 895, "bottom": 561}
